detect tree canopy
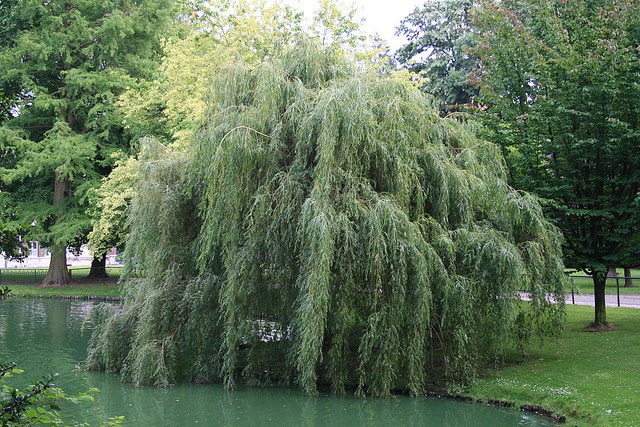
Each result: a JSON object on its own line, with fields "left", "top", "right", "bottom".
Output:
{"left": 87, "top": 42, "right": 566, "bottom": 397}
{"left": 0, "top": 0, "right": 175, "bottom": 283}
{"left": 473, "top": 0, "right": 640, "bottom": 326}
{"left": 396, "top": 0, "right": 478, "bottom": 115}
{"left": 89, "top": 0, "right": 382, "bottom": 256}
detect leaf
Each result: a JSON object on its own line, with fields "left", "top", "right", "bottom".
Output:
{"left": 24, "top": 408, "right": 38, "bottom": 418}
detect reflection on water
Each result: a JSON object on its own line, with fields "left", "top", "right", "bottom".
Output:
{"left": 0, "top": 299, "right": 552, "bottom": 426}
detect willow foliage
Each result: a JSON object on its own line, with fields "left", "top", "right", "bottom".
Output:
{"left": 87, "top": 42, "right": 566, "bottom": 397}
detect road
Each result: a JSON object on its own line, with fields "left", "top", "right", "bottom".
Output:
{"left": 565, "top": 292, "right": 640, "bottom": 309}
{"left": 519, "top": 292, "right": 640, "bottom": 309}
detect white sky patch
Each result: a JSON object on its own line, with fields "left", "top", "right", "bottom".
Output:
{"left": 281, "top": 0, "right": 424, "bottom": 52}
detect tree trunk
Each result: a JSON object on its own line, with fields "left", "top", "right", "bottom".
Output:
{"left": 41, "top": 173, "right": 71, "bottom": 286}
{"left": 87, "top": 254, "right": 108, "bottom": 278}
{"left": 593, "top": 270, "right": 607, "bottom": 327}
{"left": 624, "top": 267, "right": 633, "bottom": 287}
{"left": 42, "top": 242, "right": 71, "bottom": 286}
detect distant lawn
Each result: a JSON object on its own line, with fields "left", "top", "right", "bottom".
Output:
{"left": 568, "top": 268, "right": 640, "bottom": 295}
{"left": 0, "top": 266, "right": 122, "bottom": 285}
{"left": 68, "top": 266, "right": 123, "bottom": 281}
{"left": 1, "top": 266, "right": 122, "bottom": 299}
{"left": 6, "top": 283, "right": 121, "bottom": 299}
{"left": 469, "top": 305, "right": 640, "bottom": 426}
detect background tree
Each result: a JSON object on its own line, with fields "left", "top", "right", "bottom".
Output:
{"left": 0, "top": 218, "right": 26, "bottom": 262}
{"left": 624, "top": 267, "right": 634, "bottom": 287}
{"left": 473, "top": 0, "right": 640, "bottom": 326}
{"left": 90, "top": 0, "right": 380, "bottom": 255}
{"left": 0, "top": 0, "right": 176, "bottom": 285}
{"left": 87, "top": 41, "right": 566, "bottom": 397}
{"left": 0, "top": 0, "right": 25, "bottom": 262}
{"left": 310, "top": 0, "right": 364, "bottom": 49}
{"left": 396, "top": 0, "right": 478, "bottom": 115}
{"left": 87, "top": 154, "right": 138, "bottom": 261}
{"left": 0, "top": 0, "right": 21, "bottom": 123}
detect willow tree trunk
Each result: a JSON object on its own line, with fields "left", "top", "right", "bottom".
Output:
{"left": 41, "top": 173, "right": 71, "bottom": 287}
{"left": 87, "top": 255, "right": 108, "bottom": 279}
{"left": 624, "top": 267, "right": 634, "bottom": 287}
{"left": 593, "top": 270, "right": 607, "bottom": 327}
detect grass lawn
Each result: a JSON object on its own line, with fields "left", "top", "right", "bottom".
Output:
{"left": 0, "top": 266, "right": 122, "bottom": 285}
{"left": 469, "top": 305, "right": 640, "bottom": 426}
{"left": 6, "top": 283, "right": 121, "bottom": 298}
{"left": 2, "top": 266, "right": 122, "bottom": 299}
{"left": 568, "top": 268, "right": 640, "bottom": 295}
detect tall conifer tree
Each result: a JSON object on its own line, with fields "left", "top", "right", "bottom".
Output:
{"left": 0, "top": 0, "right": 176, "bottom": 284}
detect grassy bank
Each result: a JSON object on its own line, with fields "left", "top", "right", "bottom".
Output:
{"left": 469, "top": 305, "right": 639, "bottom": 426}
{"left": 0, "top": 266, "right": 122, "bottom": 285}
{"left": 569, "top": 277, "right": 639, "bottom": 295}
{"left": 6, "top": 283, "right": 120, "bottom": 299}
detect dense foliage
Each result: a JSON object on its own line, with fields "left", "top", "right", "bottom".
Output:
{"left": 87, "top": 43, "right": 566, "bottom": 397}
{"left": 0, "top": 362, "right": 121, "bottom": 426}
{"left": 473, "top": 0, "right": 640, "bottom": 325}
{"left": 0, "top": 0, "right": 175, "bottom": 284}
{"left": 89, "top": 0, "right": 376, "bottom": 255}
{"left": 396, "top": 0, "right": 478, "bottom": 114}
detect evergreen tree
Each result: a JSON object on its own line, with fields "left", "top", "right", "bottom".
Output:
{"left": 0, "top": 0, "right": 176, "bottom": 285}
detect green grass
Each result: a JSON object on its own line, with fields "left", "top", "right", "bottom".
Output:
{"left": 6, "top": 283, "right": 120, "bottom": 298}
{"left": 568, "top": 268, "right": 640, "bottom": 295}
{"left": 0, "top": 267, "right": 123, "bottom": 298}
{"left": 0, "top": 266, "right": 122, "bottom": 285}
{"left": 69, "top": 266, "right": 123, "bottom": 281}
{"left": 469, "top": 305, "right": 640, "bottom": 426}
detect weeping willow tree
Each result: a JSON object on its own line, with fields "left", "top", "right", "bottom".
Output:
{"left": 87, "top": 42, "right": 566, "bottom": 397}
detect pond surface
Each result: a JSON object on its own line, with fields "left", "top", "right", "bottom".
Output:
{"left": 0, "top": 298, "right": 553, "bottom": 426}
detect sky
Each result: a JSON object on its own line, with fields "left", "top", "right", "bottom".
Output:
{"left": 284, "top": 0, "right": 425, "bottom": 51}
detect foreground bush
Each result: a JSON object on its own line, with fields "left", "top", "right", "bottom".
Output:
{"left": 0, "top": 362, "right": 123, "bottom": 426}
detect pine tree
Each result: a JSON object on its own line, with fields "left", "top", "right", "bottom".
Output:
{"left": 0, "top": 0, "right": 176, "bottom": 285}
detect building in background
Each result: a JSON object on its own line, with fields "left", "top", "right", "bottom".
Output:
{"left": 1, "top": 244, "right": 119, "bottom": 268}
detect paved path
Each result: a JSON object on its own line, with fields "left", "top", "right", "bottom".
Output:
{"left": 565, "top": 293, "right": 640, "bottom": 309}
{"left": 520, "top": 292, "right": 640, "bottom": 309}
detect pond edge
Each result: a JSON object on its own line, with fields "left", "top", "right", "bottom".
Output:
{"left": 4, "top": 293, "right": 567, "bottom": 424}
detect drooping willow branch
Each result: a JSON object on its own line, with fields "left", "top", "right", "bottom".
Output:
{"left": 87, "top": 41, "right": 566, "bottom": 397}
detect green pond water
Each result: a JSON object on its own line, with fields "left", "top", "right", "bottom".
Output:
{"left": 0, "top": 298, "right": 553, "bottom": 426}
